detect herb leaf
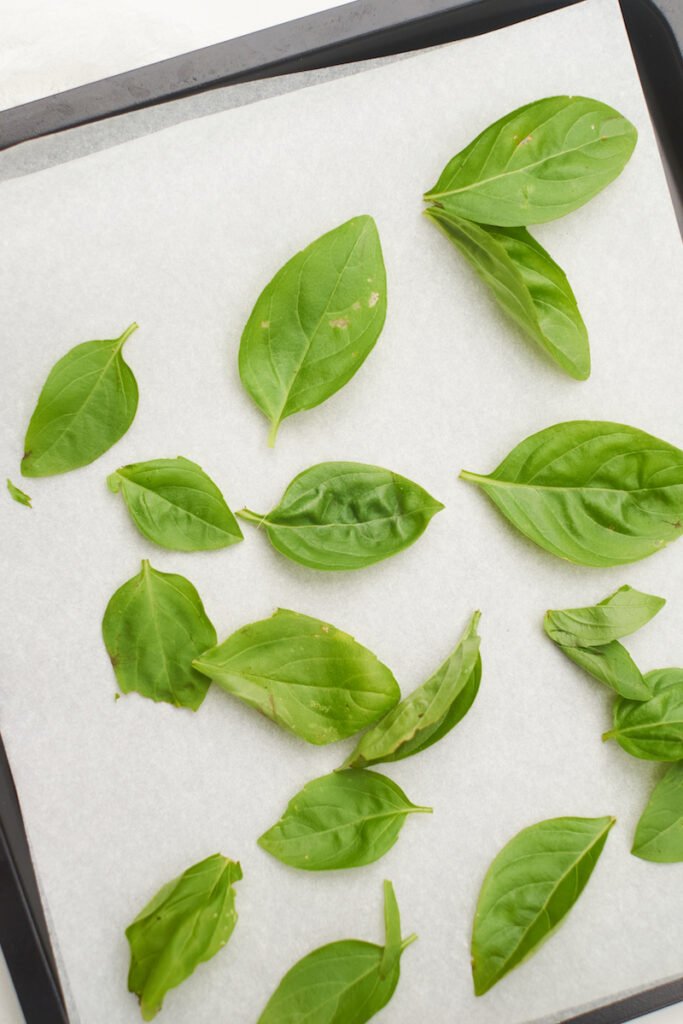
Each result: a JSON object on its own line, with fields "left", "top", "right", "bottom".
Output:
{"left": 424, "top": 96, "right": 637, "bottom": 226}
{"left": 239, "top": 216, "right": 386, "bottom": 446}
{"left": 632, "top": 762, "right": 683, "bottom": 863}
{"left": 603, "top": 668, "right": 683, "bottom": 761}
{"left": 471, "top": 815, "right": 615, "bottom": 995}
{"left": 126, "top": 853, "right": 242, "bottom": 1021}
{"left": 7, "top": 478, "right": 32, "bottom": 507}
{"left": 257, "top": 769, "right": 432, "bottom": 870}
{"left": 22, "top": 323, "right": 139, "bottom": 477}
{"left": 237, "top": 462, "right": 443, "bottom": 571}
{"left": 460, "top": 421, "right": 683, "bottom": 567}
{"left": 102, "top": 560, "right": 217, "bottom": 710}
{"left": 107, "top": 456, "right": 243, "bottom": 551}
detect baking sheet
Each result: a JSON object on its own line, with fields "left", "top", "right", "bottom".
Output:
{"left": 1, "top": 1, "right": 682, "bottom": 1021}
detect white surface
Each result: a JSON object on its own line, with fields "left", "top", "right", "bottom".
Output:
{"left": 1, "top": 1, "right": 682, "bottom": 1022}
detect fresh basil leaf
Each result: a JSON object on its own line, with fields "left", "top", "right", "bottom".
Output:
{"left": 22, "top": 323, "right": 139, "bottom": 477}
{"left": 472, "top": 815, "right": 615, "bottom": 995}
{"left": 460, "top": 421, "right": 683, "bottom": 567}
{"left": 424, "top": 208, "right": 589, "bottom": 379}
{"left": 102, "top": 560, "right": 217, "bottom": 710}
{"left": 107, "top": 456, "right": 243, "bottom": 551}
{"left": 7, "top": 478, "right": 32, "bottom": 507}
{"left": 632, "top": 762, "right": 683, "bottom": 863}
{"left": 237, "top": 462, "right": 443, "bottom": 571}
{"left": 257, "top": 769, "right": 431, "bottom": 870}
{"left": 603, "top": 668, "right": 683, "bottom": 761}
{"left": 256, "top": 880, "right": 416, "bottom": 1024}
{"left": 239, "top": 216, "right": 386, "bottom": 446}
{"left": 424, "top": 96, "right": 637, "bottom": 226}
{"left": 342, "top": 611, "right": 481, "bottom": 769}
{"left": 126, "top": 853, "right": 242, "bottom": 1021}
{"left": 554, "top": 641, "right": 650, "bottom": 702}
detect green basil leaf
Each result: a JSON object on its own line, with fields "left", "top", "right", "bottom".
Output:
{"left": 256, "top": 881, "right": 416, "bottom": 1024}
{"left": 126, "top": 853, "right": 242, "bottom": 1021}
{"left": 554, "top": 641, "right": 650, "bottom": 702}
{"left": 424, "top": 208, "right": 589, "bottom": 379}
{"left": 603, "top": 668, "right": 683, "bottom": 761}
{"left": 239, "top": 216, "right": 386, "bottom": 446}
{"left": 107, "top": 456, "right": 243, "bottom": 551}
{"left": 237, "top": 462, "right": 443, "bottom": 571}
{"left": 424, "top": 96, "right": 637, "bottom": 226}
{"left": 257, "top": 769, "right": 431, "bottom": 870}
{"left": 193, "top": 608, "right": 399, "bottom": 745}
{"left": 342, "top": 611, "right": 481, "bottom": 769}
{"left": 22, "top": 323, "right": 139, "bottom": 477}
{"left": 632, "top": 762, "right": 683, "bottom": 863}
{"left": 460, "top": 421, "right": 683, "bottom": 567}
{"left": 7, "top": 478, "right": 32, "bottom": 507}
{"left": 471, "top": 815, "right": 615, "bottom": 995}
{"left": 102, "top": 560, "right": 217, "bottom": 710}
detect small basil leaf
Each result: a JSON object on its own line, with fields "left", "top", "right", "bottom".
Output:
{"left": 237, "top": 462, "right": 443, "bottom": 571}
{"left": 472, "top": 815, "right": 615, "bottom": 995}
{"left": 460, "top": 421, "right": 683, "bottom": 567}
{"left": 632, "top": 762, "right": 683, "bottom": 863}
{"left": 22, "top": 323, "right": 139, "bottom": 477}
{"left": 107, "top": 456, "right": 243, "bottom": 551}
{"left": 126, "top": 853, "right": 242, "bottom": 1021}
{"left": 555, "top": 640, "right": 651, "bottom": 702}
{"left": 342, "top": 610, "right": 481, "bottom": 769}
{"left": 239, "top": 216, "right": 386, "bottom": 446}
{"left": 424, "top": 96, "right": 637, "bottom": 226}
{"left": 102, "top": 560, "right": 217, "bottom": 710}
{"left": 7, "top": 478, "right": 32, "bottom": 507}
{"left": 193, "top": 608, "right": 399, "bottom": 745}
{"left": 424, "top": 208, "right": 589, "bottom": 379}
{"left": 257, "top": 769, "right": 432, "bottom": 870}
{"left": 545, "top": 586, "right": 666, "bottom": 646}
{"left": 603, "top": 668, "right": 683, "bottom": 761}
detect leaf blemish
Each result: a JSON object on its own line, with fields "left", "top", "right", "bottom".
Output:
{"left": 352, "top": 301, "right": 361, "bottom": 310}
{"left": 329, "top": 317, "right": 350, "bottom": 329}
{"left": 261, "top": 321, "right": 270, "bottom": 328}
{"left": 369, "top": 292, "right": 380, "bottom": 308}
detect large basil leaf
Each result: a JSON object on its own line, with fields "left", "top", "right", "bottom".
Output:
{"left": 460, "top": 421, "right": 683, "bottom": 567}
{"left": 257, "top": 769, "right": 431, "bottom": 870}
{"left": 256, "top": 881, "right": 416, "bottom": 1024}
{"left": 424, "top": 96, "right": 637, "bottom": 226}
{"left": 603, "top": 668, "right": 683, "bottom": 761}
{"left": 102, "top": 560, "right": 217, "bottom": 710}
{"left": 239, "top": 216, "right": 386, "bottom": 446}
{"left": 471, "top": 815, "right": 615, "bottom": 995}
{"left": 7, "top": 479, "right": 31, "bottom": 507}
{"left": 22, "top": 323, "right": 139, "bottom": 477}
{"left": 237, "top": 462, "right": 443, "bottom": 571}
{"left": 193, "top": 608, "right": 399, "bottom": 744}
{"left": 632, "top": 762, "right": 683, "bottom": 863}
{"left": 424, "top": 208, "right": 589, "bottom": 379}
{"left": 342, "top": 610, "right": 481, "bottom": 768}
{"left": 126, "top": 853, "right": 242, "bottom": 1020}
{"left": 107, "top": 456, "right": 243, "bottom": 551}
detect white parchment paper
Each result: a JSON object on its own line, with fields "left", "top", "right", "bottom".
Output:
{"left": 1, "top": 1, "right": 682, "bottom": 1021}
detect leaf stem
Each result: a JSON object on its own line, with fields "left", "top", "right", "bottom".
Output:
{"left": 411, "top": 806, "right": 434, "bottom": 815}
{"left": 236, "top": 508, "right": 268, "bottom": 528}
{"left": 400, "top": 933, "right": 418, "bottom": 951}
{"left": 117, "top": 322, "right": 139, "bottom": 348}
{"left": 267, "top": 419, "right": 280, "bottom": 448}
{"left": 602, "top": 729, "right": 617, "bottom": 742}
{"left": 459, "top": 469, "right": 489, "bottom": 484}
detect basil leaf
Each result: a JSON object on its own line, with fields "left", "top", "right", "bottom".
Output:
{"left": 237, "top": 462, "right": 443, "bottom": 571}
{"left": 603, "top": 668, "right": 683, "bottom": 761}
{"left": 460, "top": 421, "right": 683, "bottom": 567}
{"left": 632, "top": 762, "right": 683, "bottom": 863}
{"left": 424, "top": 208, "right": 589, "bottom": 379}
{"left": 424, "top": 95, "right": 637, "bottom": 226}
{"left": 7, "top": 478, "right": 32, "bottom": 507}
{"left": 102, "top": 560, "right": 217, "bottom": 710}
{"left": 22, "top": 323, "right": 139, "bottom": 477}
{"left": 256, "top": 881, "right": 416, "bottom": 1024}
{"left": 342, "top": 610, "right": 481, "bottom": 769}
{"left": 257, "top": 769, "right": 432, "bottom": 870}
{"left": 126, "top": 853, "right": 242, "bottom": 1021}
{"left": 107, "top": 456, "right": 243, "bottom": 551}
{"left": 472, "top": 815, "right": 615, "bottom": 995}
{"left": 554, "top": 641, "right": 650, "bottom": 702}
{"left": 239, "top": 216, "right": 386, "bottom": 446}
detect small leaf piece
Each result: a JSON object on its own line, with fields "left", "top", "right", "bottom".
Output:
{"left": 7, "top": 478, "right": 32, "bottom": 507}
{"left": 107, "top": 457, "right": 243, "bottom": 551}
{"left": 471, "top": 815, "right": 615, "bottom": 995}
{"left": 22, "top": 323, "right": 139, "bottom": 477}
{"left": 632, "top": 762, "right": 683, "bottom": 863}
{"left": 603, "top": 669, "right": 683, "bottom": 761}
{"left": 343, "top": 611, "right": 481, "bottom": 769}
{"left": 239, "top": 216, "right": 387, "bottom": 446}
{"left": 102, "top": 560, "right": 217, "bottom": 710}
{"left": 126, "top": 853, "right": 242, "bottom": 1021}
{"left": 237, "top": 462, "right": 443, "bottom": 571}
{"left": 257, "top": 769, "right": 432, "bottom": 870}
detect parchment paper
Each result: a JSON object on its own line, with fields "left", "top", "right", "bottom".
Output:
{"left": 1, "top": 1, "right": 682, "bottom": 1022}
